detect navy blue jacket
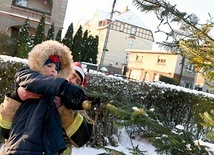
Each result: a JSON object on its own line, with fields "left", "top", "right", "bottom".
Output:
{"left": 4, "top": 67, "right": 68, "bottom": 155}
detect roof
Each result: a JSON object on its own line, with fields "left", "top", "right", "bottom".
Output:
{"left": 97, "top": 9, "right": 149, "bottom": 29}
{"left": 97, "top": 9, "right": 111, "bottom": 21}
{"left": 115, "top": 10, "right": 148, "bottom": 29}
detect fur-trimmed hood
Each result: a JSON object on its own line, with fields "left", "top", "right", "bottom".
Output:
{"left": 28, "top": 40, "right": 73, "bottom": 78}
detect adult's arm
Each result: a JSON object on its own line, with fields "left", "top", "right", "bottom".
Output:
{"left": 15, "top": 67, "right": 86, "bottom": 110}
{"left": 0, "top": 93, "right": 21, "bottom": 139}
{"left": 58, "top": 106, "right": 93, "bottom": 147}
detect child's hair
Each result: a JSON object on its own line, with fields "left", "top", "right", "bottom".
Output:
{"left": 28, "top": 40, "right": 74, "bottom": 78}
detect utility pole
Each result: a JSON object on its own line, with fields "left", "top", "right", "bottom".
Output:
{"left": 98, "top": 0, "right": 117, "bottom": 71}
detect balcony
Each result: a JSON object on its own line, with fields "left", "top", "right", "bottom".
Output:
{"left": 11, "top": 0, "right": 52, "bottom": 22}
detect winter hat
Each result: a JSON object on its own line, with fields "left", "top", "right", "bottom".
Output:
{"left": 28, "top": 40, "right": 73, "bottom": 78}
{"left": 73, "top": 62, "right": 86, "bottom": 87}
{"left": 44, "top": 55, "right": 60, "bottom": 71}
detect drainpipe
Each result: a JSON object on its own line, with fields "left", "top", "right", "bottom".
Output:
{"left": 179, "top": 55, "right": 185, "bottom": 85}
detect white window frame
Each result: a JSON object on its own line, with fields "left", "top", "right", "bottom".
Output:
{"left": 128, "top": 40, "right": 133, "bottom": 47}
{"left": 130, "top": 26, "right": 136, "bottom": 35}
{"left": 15, "top": 0, "right": 28, "bottom": 7}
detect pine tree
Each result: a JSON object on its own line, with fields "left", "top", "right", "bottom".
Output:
{"left": 107, "top": 102, "right": 209, "bottom": 154}
{"left": 80, "top": 30, "right": 98, "bottom": 63}
{"left": 85, "top": 71, "right": 212, "bottom": 154}
{"left": 131, "top": 2, "right": 214, "bottom": 149}
{"left": 80, "top": 30, "right": 89, "bottom": 62}
{"left": 62, "top": 23, "right": 73, "bottom": 51}
{"left": 127, "top": 146, "right": 147, "bottom": 155}
{"left": 102, "top": 147, "right": 127, "bottom": 155}
{"left": 55, "top": 28, "right": 62, "bottom": 42}
{"left": 87, "top": 35, "right": 95, "bottom": 63}
{"left": 46, "top": 22, "right": 55, "bottom": 40}
{"left": 200, "top": 110, "right": 214, "bottom": 141}
{"left": 72, "top": 25, "right": 83, "bottom": 61}
{"left": 34, "top": 14, "right": 45, "bottom": 45}
{"left": 90, "top": 35, "right": 98, "bottom": 64}
{"left": 16, "top": 18, "right": 32, "bottom": 58}
{"left": 132, "top": 0, "right": 214, "bottom": 81}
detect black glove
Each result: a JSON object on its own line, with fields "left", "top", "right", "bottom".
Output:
{"left": 9, "top": 88, "right": 22, "bottom": 102}
{"left": 60, "top": 82, "right": 86, "bottom": 110}
{"left": 85, "top": 95, "right": 102, "bottom": 107}
{"left": 91, "top": 98, "right": 102, "bottom": 107}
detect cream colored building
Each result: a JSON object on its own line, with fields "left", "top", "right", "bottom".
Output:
{"left": 126, "top": 49, "right": 197, "bottom": 89}
{"left": 82, "top": 7, "right": 154, "bottom": 73}
{"left": 0, "top": 0, "right": 68, "bottom": 37}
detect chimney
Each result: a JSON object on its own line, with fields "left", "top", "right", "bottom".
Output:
{"left": 122, "top": 6, "right": 129, "bottom": 13}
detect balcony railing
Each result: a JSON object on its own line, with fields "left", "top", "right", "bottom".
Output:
{"left": 11, "top": 5, "right": 51, "bottom": 22}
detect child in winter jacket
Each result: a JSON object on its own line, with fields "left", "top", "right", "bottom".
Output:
{"left": 19, "top": 62, "right": 94, "bottom": 155}
{"left": 0, "top": 40, "right": 87, "bottom": 155}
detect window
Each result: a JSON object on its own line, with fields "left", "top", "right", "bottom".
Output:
{"left": 185, "top": 83, "right": 193, "bottom": 89}
{"left": 135, "top": 55, "right": 143, "bottom": 62}
{"left": 120, "top": 23, "right": 124, "bottom": 32}
{"left": 157, "top": 56, "right": 166, "bottom": 64}
{"left": 186, "top": 63, "right": 194, "bottom": 72}
{"left": 124, "top": 24, "right": 128, "bottom": 33}
{"left": 128, "top": 40, "right": 133, "bottom": 47}
{"left": 15, "top": 0, "right": 28, "bottom": 7}
{"left": 153, "top": 73, "right": 159, "bottom": 81}
{"left": 130, "top": 26, "right": 136, "bottom": 35}
{"left": 144, "top": 72, "right": 150, "bottom": 81}
{"left": 125, "top": 53, "right": 129, "bottom": 60}
{"left": 135, "top": 55, "right": 139, "bottom": 61}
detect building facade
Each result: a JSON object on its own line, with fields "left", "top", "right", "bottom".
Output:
{"left": 194, "top": 72, "right": 214, "bottom": 93}
{"left": 126, "top": 49, "right": 197, "bottom": 89}
{"left": 82, "top": 7, "right": 154, "bottom": 74}
{"left": 0, "top": 0, "right": 68, "bottom": 37}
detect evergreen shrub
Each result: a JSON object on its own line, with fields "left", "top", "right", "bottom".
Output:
{"left": 86, "top": 72, "right": 214, "bottom": 140}
{"left": 0, "top": 57, "right": 213, "bottom": 152}
{"left": 159, "top": 75, "right": 180, "bottom": 85}
{"left": 0, "top": 33, "right": 17, "bottom": 56}
{"left": 0, "top": 57, "right": 26, "bottom": 102}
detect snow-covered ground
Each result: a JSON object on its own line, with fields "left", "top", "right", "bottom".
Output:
{"left": 72, "top": 127, "right": 214, "bottom": 155}
{"left": 72, "top": 128, "right": 158, "bottom": 155}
